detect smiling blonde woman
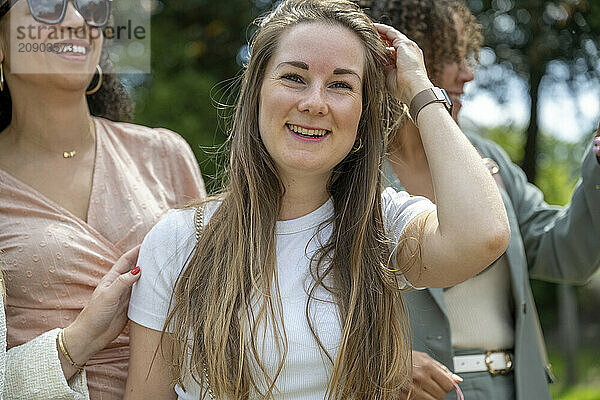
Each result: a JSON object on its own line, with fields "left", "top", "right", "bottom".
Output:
{"left": 125, "top": 0, "right": 510, "bottom": 399}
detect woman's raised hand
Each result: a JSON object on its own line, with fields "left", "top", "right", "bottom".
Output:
{"left": 374, "top": 23, "right": 433, "bottom": 104}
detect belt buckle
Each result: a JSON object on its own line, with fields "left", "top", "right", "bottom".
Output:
{"left": 485, "top": 351, "right": 513, "bottom": 375}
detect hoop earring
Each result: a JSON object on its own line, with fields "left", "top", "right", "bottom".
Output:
{"left": 352, "top": 138, "right": 363, "bottom": 153}
{"left": 86, "top": 65, "right": 102, "bottom": 95}
{"left": 0, "top": 63, "right": 4, "bottom": 92}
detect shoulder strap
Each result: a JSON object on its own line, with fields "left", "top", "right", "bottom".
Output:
{"left": 193, "top": 205, "right": 216, "bottom": 399}
{"left": 194, "top": 205, "right": 205, "bottom": 243}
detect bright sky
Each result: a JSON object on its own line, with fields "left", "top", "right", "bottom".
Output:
{"left": 460, "top": 72, "right": 600, "bottom": 143}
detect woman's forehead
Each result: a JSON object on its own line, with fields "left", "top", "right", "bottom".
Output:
{"left": 270, "top": 22, "right": 366, "bottom": 76}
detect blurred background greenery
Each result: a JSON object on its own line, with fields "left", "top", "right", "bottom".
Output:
{"left": 130, "top": 0, "right": 600, "bottom": 397}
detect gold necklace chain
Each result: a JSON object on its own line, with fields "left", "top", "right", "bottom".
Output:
{"left": 17, "top": 118, "right": 96, "bottom": 159}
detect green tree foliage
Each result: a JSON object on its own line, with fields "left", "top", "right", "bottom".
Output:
{"left": 134, "top": 68, "right": 224, "bottom": 192}
{"left": 482, "top": 126, "right": 588, "bottom": 205}
{"left": 148, "top": 0, "right": 265, "bottom": 80}
{"left": 469, "top": 0, "right": 600, "bottom": 182}
{"left": 133, "top": 1, "right": 274, "bottom": 192}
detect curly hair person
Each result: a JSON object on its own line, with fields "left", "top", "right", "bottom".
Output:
{"left": 366, "top": 0, "right": 483, "bottom": 85}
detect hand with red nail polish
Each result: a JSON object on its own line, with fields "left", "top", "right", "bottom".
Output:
{"left": 379, "top": 32, "right": 397, "bottom": 67}
{"left": 60, "top": 245, "right": 141, "bottom": 379}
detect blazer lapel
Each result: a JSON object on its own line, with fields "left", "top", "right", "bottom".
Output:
{"left": 496, "top": 177, "right": 526, "bottom": 304}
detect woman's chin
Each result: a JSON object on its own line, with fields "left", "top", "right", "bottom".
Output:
{"left": 26, "top": 74, "right": 95, "bottom": 94}
{"left": 277, "top": 157, "right": 337, "bottom": 180}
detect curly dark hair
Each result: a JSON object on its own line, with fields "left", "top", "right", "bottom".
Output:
{"left": 0, "top": 43, "right": 135, "bottom": 132}
{"left": 365, "top": 0, "right": 483, "bottom": 85}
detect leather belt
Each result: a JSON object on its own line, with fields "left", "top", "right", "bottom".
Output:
{"left": 453, "top": 351, "right": 513, "bottom": 375}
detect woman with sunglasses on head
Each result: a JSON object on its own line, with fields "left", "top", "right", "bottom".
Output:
{"left": 0, "top": 0, "right": 206, "bottom": 398}
{"left": 125, "top": 0, "right": 510, "bottom": 398}
{"left": 367, "top": 1, "right": 600, "bottom": 399}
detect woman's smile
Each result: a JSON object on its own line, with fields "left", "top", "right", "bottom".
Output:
{"left": 286, "top": 123, "right": 331, "bottom": 142}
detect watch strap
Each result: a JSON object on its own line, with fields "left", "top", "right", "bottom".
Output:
{"left": 409, "top": 87, "right": 453, "bottom": 124}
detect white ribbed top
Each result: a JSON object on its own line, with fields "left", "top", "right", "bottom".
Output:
{"left": 129, "top": 188, "right": 435, "bottom": 399}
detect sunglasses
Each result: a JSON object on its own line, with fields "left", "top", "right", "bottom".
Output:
{"left": 0, "top": 0, "right": 112, "bottom": 27}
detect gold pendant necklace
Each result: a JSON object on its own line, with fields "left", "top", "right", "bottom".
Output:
{"left": 18, "top": 119, "right": 95, "bottom": 159}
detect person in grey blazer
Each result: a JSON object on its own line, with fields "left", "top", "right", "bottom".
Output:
{"left": 368, "top": 0, "right": 600, "bottom": 399}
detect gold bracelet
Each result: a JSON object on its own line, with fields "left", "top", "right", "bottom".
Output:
{"left": 57, "top": 328, "right": 85, "bottom": 372}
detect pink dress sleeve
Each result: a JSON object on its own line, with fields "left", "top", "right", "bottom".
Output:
{"left": 154, "top": 128, "right": 207, "bottom": 205}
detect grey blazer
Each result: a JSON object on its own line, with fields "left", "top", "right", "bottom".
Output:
{"left": 383, "top": 133, "right": 600, "bottom": 400}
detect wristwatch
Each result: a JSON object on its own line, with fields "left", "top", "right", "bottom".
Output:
{"left": 409, "top": 87, "right": 453, "bottom": 124}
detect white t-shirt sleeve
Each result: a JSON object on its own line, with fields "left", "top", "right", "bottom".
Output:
{"left": 381, "top": 187, "right": 436, "bottom": 289}
{"left": 128, "top": 208, "right": 197, "bottom": 332}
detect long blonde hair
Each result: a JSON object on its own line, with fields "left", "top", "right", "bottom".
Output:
{"left": 164, "top": 0, "right": 413, "bottom": 398}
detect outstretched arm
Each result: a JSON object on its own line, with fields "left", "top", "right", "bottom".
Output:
{"left": 492, "top": 129, "right": 600, "bottom": 285}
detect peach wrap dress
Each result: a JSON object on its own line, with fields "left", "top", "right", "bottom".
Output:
{"left": 0, "top": 117, "right": 206, "bottom": 399}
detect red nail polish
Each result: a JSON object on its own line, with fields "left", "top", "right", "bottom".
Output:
{"left": 131, "top": 266, "right": 140, "bottom": 275}
{"left": 379, "top": 33, "right": 396, "bottom": 66}
{"left": 379, "top": 33, "right": 393, "bottom": 48}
